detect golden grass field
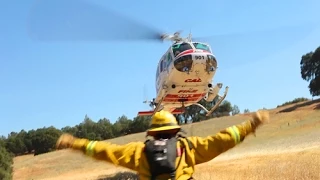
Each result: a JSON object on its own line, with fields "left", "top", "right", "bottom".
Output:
{"left": 12, "top": 100, "right": 320, "bottom": 180}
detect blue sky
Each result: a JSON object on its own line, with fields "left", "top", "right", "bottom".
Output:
{"left": 1, "top": 0, "right": 319, "bottom": 136}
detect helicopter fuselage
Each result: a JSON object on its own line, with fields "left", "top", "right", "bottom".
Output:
{"left": 156, "top": 42, "right": 217, "bottom": 110}
{"left": 138, "top": 40, "right": 227, "bottom": 116}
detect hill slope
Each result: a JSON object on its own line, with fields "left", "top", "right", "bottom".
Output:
{"left": 13, "top": 100, "right": 320, "bottom": 180}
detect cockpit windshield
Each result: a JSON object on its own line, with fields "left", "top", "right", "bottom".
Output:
{"left": 193, "top": 43, "right": 211, "bottom": 53}
{"left": 172, "top": 43, "right": 193, "bottom": 57}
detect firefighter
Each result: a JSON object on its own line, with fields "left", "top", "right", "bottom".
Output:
{"left": 56, "top": 110, "right": 269, "bottom": 180}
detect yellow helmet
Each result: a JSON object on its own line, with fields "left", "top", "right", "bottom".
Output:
{"left": 147, "top": 110, "right": 181, "bottom": 135}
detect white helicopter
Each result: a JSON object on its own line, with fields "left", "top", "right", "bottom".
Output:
{"left": 27, "top": 0, "right": 229, "bottom": 118}
{"left": 138, "top": 32, "right": 228, "bottom": 117}
{"left": 28, "top": 0, "right": 314, "bottom": 118}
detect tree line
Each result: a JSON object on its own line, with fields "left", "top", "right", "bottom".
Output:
{"left": 0, "top": 97, "right": 310, "bottom": 180}
{"left": 0, "top": 99, "right": 242, "bottom": 157}
{"left": 0, "top": 139, "right": 13, "bottom": 180}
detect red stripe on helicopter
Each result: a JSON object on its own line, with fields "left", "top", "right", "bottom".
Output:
{"left": 176, "top": 49, "right": 194, "bottom": 58}
{"left": 164, "top": 93, "right": 206, "bottom": 99}
{"left": 137, "top": 108, "right": 184, "bottom": 116}
{"left": 163, "top": 97, "right": 204, "bottom": 102}
{"left": 137, "top": 111, "right": 154, "bottom": 116}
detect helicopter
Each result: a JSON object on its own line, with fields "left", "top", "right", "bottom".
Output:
{"left": 138, "top": 31, "right": 228, "bottom": 117}
{"left": 27, "top": 0, "right": 230, "bottom": 118}
{"left": 27, "top": 0, "right": 318, "bottom": 118}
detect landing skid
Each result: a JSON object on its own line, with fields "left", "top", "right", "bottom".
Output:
{"left": 137, "top": 98, "right": 186, "bottom": 116}
{"left": 194, "top": 86, "right": 229, "bottom": 116}
{"left": 151, "top": 97, "right": 164, "bottom": 116}
{"left": 137, "top": 98, "right": 164, "bottom": 116}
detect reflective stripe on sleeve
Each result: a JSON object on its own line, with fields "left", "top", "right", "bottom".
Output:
{"left": 86, "top": 141, "right": 97, "bottom": 156}
{"left": 226, "top": 126, "right": 240, "bottom": 144}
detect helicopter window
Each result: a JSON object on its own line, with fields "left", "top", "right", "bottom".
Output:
{"left": 160, "top": 61, "right": 163, "bottom": 72}
{"left": 174, "top": 55, "right": 193, "bottom": 72}
{"left": 161, "top": 60, "right": 166, "bottom": 72}
{"left": 156, "top": 65, "right": 160, "bottom": 78}
{"left": 172, "top": 43, "right": 193, "bottom": 57}
{"left": 193, "top": 43, "right": 211, "bottom": 52}
{"left": 206, "top": 55, "right": 217, "bottom": 72}
{"left": 160, "top": 54, "right": 168, "bottom": 72}
{"left": 166, "top": 52, "right": 172, "bottom": 67}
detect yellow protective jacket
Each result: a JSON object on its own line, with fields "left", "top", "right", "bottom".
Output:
{"left": 71, "top": 120, "right": 256, "bottom": 180}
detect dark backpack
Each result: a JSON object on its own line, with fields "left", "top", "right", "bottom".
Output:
{"left": 144, "top": 134, "right": 193, "bottom": 180}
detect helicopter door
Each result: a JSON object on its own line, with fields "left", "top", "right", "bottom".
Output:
{"left": 156, "top": 56, "right": 167, "bottom": 93}
{"left": 166, "top": 51, "right": 173, "bottom": 69}
{"left": 160, "top": 54, "right": 168, "bottom": 73}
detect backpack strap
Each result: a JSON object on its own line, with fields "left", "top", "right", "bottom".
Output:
{"left": 176, "top": 133, "right": 195, "bottom": 180}
{"left": 176, "top": 133, "right": 193, "bottom": 150}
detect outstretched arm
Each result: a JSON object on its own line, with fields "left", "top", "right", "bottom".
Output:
{"left": 56, "top": 135, "right": 145, "bottom": 171}
{"left": 188, "top": 110, "right": 269, "bottom": 165}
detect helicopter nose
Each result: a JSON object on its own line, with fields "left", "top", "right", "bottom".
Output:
{"left": 173, "top": 53, "right": 217, "bottom": 73}
{"left": 173, "top": 55, "right": 193, "bottom": 72}
{"left": 194, "top": 54, "right": 217, "bottom": 72}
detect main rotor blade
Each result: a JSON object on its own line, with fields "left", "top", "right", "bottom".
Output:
{"left": 27, "top": 0, "right": 163, "bottom": 42}
{"left": 193, "top": 22, "right": 319, "bottom": 69}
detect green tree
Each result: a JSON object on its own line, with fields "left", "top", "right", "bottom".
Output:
{"left": 277, "top": 97, "right": 310, "bottom": 107}
{"left": 5, "top": 131, "right": 27, "bottom": 155}
{"left": 213, "top": 100, "right": 233, "bottom": 117}
{"left": 61, "top": 126, "right": 78, "bottom": 135}
{"left": 112, "top": 115, "right": 132, "bottom": 136}
{"left": 182, "top": 101, "right": 206, "bottom": 123}
{"left": 22, "top": 130, "right": 35, "bottom": 153}
{"left": 176, "top": 97, "right": 235, "bottom": 124}
{"left": 300, "top": 46, "right": 320, "bottom": 96}
{"left": 0, "top": 144, "right": 13, "bottom": 180}
{"left": 74, "top": 115, "right": 97, "bottom": 139}
{"left": 32, "top": 126, "right": 62, "bottom": 155}
{"left": 244, "top": 109, "right": 250, "bottom": 113}
{"left": 232, "top": 105, "right": 240, "bottom": 115}
{"left": 95, "top": 118, "right": 114, "bottom": 139}
{"left": 0, "top": 136, "right": 6, "bottom": 147}
{"left": 129, "top": 116, "right": 150, "bottom": 133}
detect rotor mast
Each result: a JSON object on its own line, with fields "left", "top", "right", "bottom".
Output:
{"left": 160, "top": 31, "right": 192, "bottom": 43}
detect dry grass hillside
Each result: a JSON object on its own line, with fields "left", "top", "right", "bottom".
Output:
{"left": 13, "top": 99, "right": 320, "bottom": 180}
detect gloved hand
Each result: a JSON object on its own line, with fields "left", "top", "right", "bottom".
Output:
{"left": 56, "top": 133, "right": 76, "bottom": 149}
{"left": 250, "top": 110, "right": 270, "bottom": 133}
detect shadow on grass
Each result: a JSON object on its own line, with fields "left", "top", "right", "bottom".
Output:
{"left": 96, "top": 171, "right": 139, "bottom": 180}
{"left": 277, "top": 99, "right": 320, "bottom": 113}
